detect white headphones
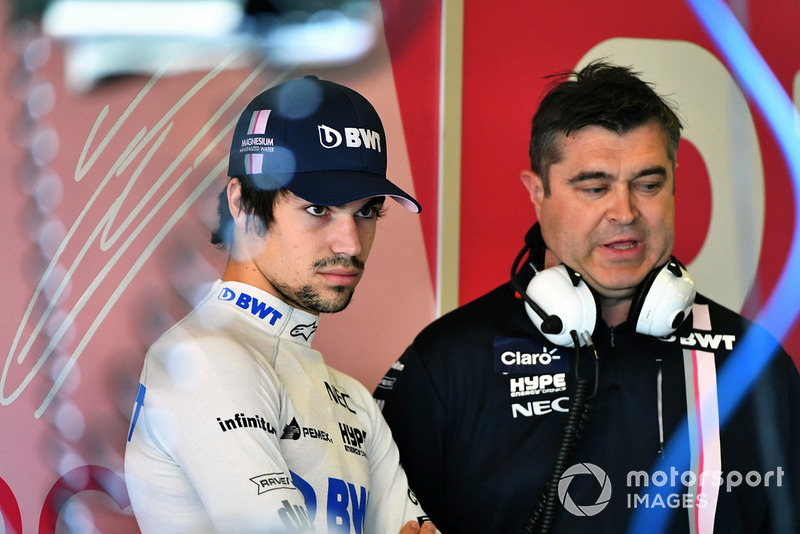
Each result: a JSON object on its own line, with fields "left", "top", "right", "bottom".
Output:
{"left": 511, "top": 225, "right": 696, "bottom": 347}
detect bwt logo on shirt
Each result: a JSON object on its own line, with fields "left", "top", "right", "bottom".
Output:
{"left": 317, "top": 124, "right": 381, "bottom": 152}
{"left": 281, "top": 472, "right": 368, "bottom": 533}
{"left": 218, "top": 287, "right": 283, "bottom": 326}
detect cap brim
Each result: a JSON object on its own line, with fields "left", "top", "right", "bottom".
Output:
{"left": 261, "top": 170, "right": 421, "bottom": 213}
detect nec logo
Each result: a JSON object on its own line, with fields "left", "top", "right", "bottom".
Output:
{"left": 317, "top": 124, "right": 381, "bottom": 152}
{"left": 218, "top": 287, "right": 283, "bottom": 326}
{"left": 512, "top": 397, "right": 569, "bottom": 418}
{"left": 325, "top": 382, "right": 357, "bottom": 414}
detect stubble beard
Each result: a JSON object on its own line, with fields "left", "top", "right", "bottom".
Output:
{"left": 270, "top": 255, "right": 364, "bottom": 314}
{"left": 272, "top": 281, "right": 355, "bottom": 314}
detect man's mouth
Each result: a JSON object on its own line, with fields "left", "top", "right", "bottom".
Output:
{"left": 313, "top": 256, "right": 365, "bottom": 270}
{"left": 319, "top": 268, "right": 361, "bottom": 277}
{"left": 316, "top": 265, "right": 362, "bottom": 286}
{"left": 605, "top": 240, "right": 638, "bottom": 251}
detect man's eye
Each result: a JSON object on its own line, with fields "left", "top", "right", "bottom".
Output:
{"left": 306, "top": 206, "right": 328, "bottom": 216}
{"left": 637, "top": 182, "right": 661, "bottom": 193}
{"left": 357, "top": 206, "right": 379, "bottom": 218}
{"left": 583, "top": 187, "right": 606, "bottom": 195}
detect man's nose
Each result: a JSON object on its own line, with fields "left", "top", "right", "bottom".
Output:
{"left": 607, "top": 187, "right": 639, "bottom": 224}
{"left": 330, "top": 216, "right": 362, "bottom": 257}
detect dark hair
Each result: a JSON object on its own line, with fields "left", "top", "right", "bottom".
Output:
{"left": 210, "top": 176, "right": 290, "bottom": 250}
{"left": 529, "top": 61, "right": 683, "bottom": 194}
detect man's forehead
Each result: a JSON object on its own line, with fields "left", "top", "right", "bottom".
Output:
{"left": 562, "top": 121, "right": 669, "bottom": 139}
{"left": 559, "top": 124, "right": 670, "bottom": 155}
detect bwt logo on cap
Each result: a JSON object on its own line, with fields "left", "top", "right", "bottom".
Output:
{"left": 318, "top": 124, "right": 382, "bottom": 152}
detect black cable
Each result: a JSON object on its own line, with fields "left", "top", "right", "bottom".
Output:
{"left": 524, "top": 331, "right": 597, "bottom": 534}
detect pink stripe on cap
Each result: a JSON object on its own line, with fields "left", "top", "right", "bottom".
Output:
{"left": 245, "top": 153, "right": 263, "bottom": 174}
{"left": 248, "top": 109, "right": 271, "bottom": 135}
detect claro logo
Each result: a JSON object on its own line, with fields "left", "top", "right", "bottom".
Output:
{"left": 501, "top": 350, "right": 560, "bottom": 366}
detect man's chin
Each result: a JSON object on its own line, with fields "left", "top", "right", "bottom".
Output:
{"left": 316, "top": 287, "right": 355, "bottom": 314}
{"left": 585, "top": 273, "right": 644, "bottom": 301}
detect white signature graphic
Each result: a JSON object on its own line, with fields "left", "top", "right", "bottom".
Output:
{"left": 2, "top": 51, "right": 292, "bottom": 417}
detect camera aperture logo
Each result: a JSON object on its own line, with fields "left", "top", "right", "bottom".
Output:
{"left": 558, "top": 463, "right": 612, "bottom": 516}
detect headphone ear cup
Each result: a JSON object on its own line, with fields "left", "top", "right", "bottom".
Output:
{"left": 627, "top": 267, "right": 660, "bottom": 331}
{"left": 632, "top": 260, "right": 697, "bottom": 337}
{"left": 524, "top": 265, "right": 598, "bottom": 346}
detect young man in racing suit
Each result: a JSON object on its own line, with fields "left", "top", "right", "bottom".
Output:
{"left": 125, "top": 76, "right": 437, "bottom": 534}
{"left": 374, "top": 62, "right": 800, "bottom": 533}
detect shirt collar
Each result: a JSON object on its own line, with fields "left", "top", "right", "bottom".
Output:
{"left": 210, "top": 279, "right": 319, "bottom": 346}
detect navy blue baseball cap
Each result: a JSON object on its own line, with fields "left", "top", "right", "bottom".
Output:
{"left": 227, "top": 75, "right": 421, "bottom": 213}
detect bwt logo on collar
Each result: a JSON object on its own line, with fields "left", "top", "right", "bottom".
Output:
{"left": 218, "top": 287, "right": 283, "bottom": 326}
{"left": 318, "top": 124, "right": 382, "bottom": 152}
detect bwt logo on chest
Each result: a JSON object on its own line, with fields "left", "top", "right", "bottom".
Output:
{"left": 218, "top": 287, "right": 283, "bottom": 326}
{"left": 318, "top": 124, "right": 382, "bottom": 152}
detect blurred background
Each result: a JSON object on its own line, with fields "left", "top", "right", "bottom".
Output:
{"left": 1, "top": 0, "right": 798, "bottom": 531}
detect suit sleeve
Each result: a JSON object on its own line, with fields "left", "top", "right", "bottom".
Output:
{"left": 125, "top": 335, "right": 313, "bottom": 533}
{"left": 757, "top": 344, "right": 800, "bottom": 532}
{"left": 351, "top": 380, "right": 435, "bottom": 532}
{"left": 374, "top": 343, "right": 450, "bottom": 528}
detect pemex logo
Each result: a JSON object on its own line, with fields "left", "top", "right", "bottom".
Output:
{"left": 558, "top": 463, "right": 612, "bottom": 516}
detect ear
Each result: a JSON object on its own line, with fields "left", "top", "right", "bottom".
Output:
{"left": 520, "top": 169, "right": 546, "bottom": 213}
{"left": 226, "top": 178, "right": 247, "bottom": 228}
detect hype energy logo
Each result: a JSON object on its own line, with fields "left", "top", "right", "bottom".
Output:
{"left": 218, "top": 287, "right": 283, "bottom": 326}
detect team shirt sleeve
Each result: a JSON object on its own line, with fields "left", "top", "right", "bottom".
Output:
{"left": 373, "top": 345, "right": 449, "bottom": 528}
{"left": 125, "top": 333, "right": 312, "bottom": 533}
